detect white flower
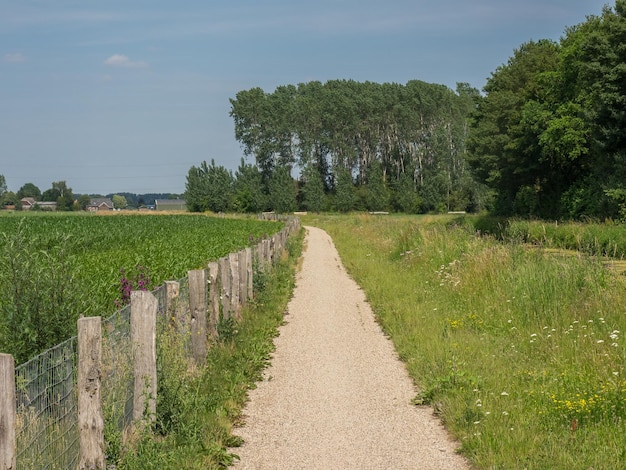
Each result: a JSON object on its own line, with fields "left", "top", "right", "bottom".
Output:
{"left": 502, "top": 411, "right": 509, "bottom": 416}
{"left": 597, "top": 340, "right": 605, "bottom": 344}
{"left": 501, "top": 391, "right": 509, "bottom": 396}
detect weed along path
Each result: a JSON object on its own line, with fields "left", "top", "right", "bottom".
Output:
{"left": 231, "top": 226, "right": 469, "bottom": 469}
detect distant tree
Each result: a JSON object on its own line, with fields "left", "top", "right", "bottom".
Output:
{"left": 0, "top": 174, "right": 7, "bottom": 196}
{"left": 365, "top": 161, "right": 390, "bottom": 211}
{"left": 301, "top": 163, "right": 325, "bottom": 212}
{"left": 391, "top": 171, "right": 421, "bottom": 213}
{"left": 268, "top": 166, "right": 296, "bottom": 213}
{"left": 2, "top": 191, "right": 19, "bottom": 208}
{"left": 77, "top": 194, "right": 91, "bottom": 210}
{"left": 334, "top": 168, "right": 356, "bottom": 212}
{"left": 17, "top": 183, "right": 42, "bottom": 200}
{"left": 233, "top": 158, "right": 266, "bottom": 213}
{"left": 184, "top": 160, "right": 234, "bottom": 213}
{"left": 112, "top": 194, "right": 128, "bottom": 210}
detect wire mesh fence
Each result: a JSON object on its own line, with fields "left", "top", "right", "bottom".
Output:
{"left": 7, "top": 218, "right": 300, "bottom": 469}
{"left": 15, "top": 336, "right": 78, "bottom": 470}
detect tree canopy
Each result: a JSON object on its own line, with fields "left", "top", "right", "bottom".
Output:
{"left": 467, "top": 1, "right": 626, "bottom": 219}
{"left": 226, "top": 79, "right": 484, "bottom": 213}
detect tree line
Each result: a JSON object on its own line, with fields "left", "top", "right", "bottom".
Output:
{"left": 186, "top": 79, "right": 487, "bottom": 213}
{"left": 467, "top": 0, "right": 626, "bottom": 219}
{"left": 187, "top": 1, "right": 626, "bottom": 219}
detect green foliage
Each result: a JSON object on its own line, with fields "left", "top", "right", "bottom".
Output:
{"left": 112, "top": 194, "right": 128, "bottom": 210}
{"left": 233, "top": 158, "right": 267, "bottom": 213}
{"left": 268, "top": 166, "right": 296, "bottom": 214}
{"left": 334, "top": 168, "right": 356, "bottom": 212}
{"left": 468, "top": 2, "right": 626, "bottom": 219}
{"left": 300, "top": 163, "right": 325, "bottom": 213}
{"left": 230, "top": 79, "right": 481, "bottom": 214}
{"left": 17, "top": 182, "right": 42, "bottom": 200}
{"left": 0, "top": 220, "right": 86, "bottom": 363}
{"left": 184, "top": 160, "right": 234, "bottom": 213}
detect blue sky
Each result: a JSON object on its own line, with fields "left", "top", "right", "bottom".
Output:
{"left": 0, "top": 0, "right": 610, "bottom": 195}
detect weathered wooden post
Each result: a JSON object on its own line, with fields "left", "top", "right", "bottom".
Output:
{"left": 188, "top": 269, "right": 208, "bottom": 364}
{"left": 229, "top": 252, "right": 241, "bottom": 320}
{"left": 164, "top": 281, "right": 180, "bottom": 326}
{"left": 246, "top": 247, "right": 254, "bottom": 301}
{"left": 0, "top": 353, "right": 16, "bottom": 470}
{"left": 238, "top": 249, "right": 248, "bottom": 307}
{"left": 219, "top": 257, "right": 231, "bottom": 320}
{"left": 207, "top": 262, "right": 219, "bottom": 338}
{"left": 77, "top": 317, "right": 105, "bottom": 469}
{"left": 130, "top": 291, "right": 157, "bottom": 425}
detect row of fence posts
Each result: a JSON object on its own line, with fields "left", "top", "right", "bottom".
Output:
{"left": 0, "top": 217, "right": 300, "bottom": 470}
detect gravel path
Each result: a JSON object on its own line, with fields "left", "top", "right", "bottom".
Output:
{"left": 231, "top": 226, "right": 470, "bottom": 469}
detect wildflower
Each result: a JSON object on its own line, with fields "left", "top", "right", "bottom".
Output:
{"left": 613, "top": 372, "right": 620, "bottom": 376}
{"left": 502, "top": 411, "right": 509, "bottom": 416}
{"left": 501, "top": 391, "right": 509, "bottom": 396}
{"left": 530, "top": 333, "right": 537, "bottom": 337}
{"left": 597, "top": 340, "right": 605, "bottom": 344}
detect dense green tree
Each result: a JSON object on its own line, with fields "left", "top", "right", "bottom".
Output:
{"left": 334, "top": 168, "right": 356, "bottom": 212}
{"left": 233, "top": 158, "right": 266, "bottom": 213}
{"left": 17, "top": 183, "right": 41, "bottom": 200}
{"left": 0, "top": 174, "right": 6, "bottom": 197}
{"left": 300, "top": 163, "right": 325, "bottom": 212}
{"left": 77, "top": 194, "right": 91, "bottom": 211}
{"left": 2, "top": 191, "right": 19, "bottom": 208}
{"left": 230, "top": 79, "right": 480, "bottom": 214}
{"left": 184, "top": 160, "right": 234, "bottom": 213}
{"left": 112, "top": 194, "right": 128, "bottom": 210}
{"left": 365, "top": 160, "right": 390, "bottom": 211}
{"left": 41, "top": 181, "right": 74, "bottom": 211}
{"left": 268, "top": 166, "right": 296, "bottom": 213}
{"left": 466, "top": 40, "right": 561, "bottom": 217}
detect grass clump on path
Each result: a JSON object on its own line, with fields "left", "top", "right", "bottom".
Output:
{"left": 116, "top": 229, "right": 303, "bottom": 469}
{"left": 304, "top": 213, "right": 626, "bottom": 469}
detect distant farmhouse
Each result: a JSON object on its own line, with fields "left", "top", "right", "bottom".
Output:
{"left": 155, "top": 199, "right": 187, "bottom": 211}
{"left": 86, "top": 198, "right": 114, "bottom": 211}
{"left": 20, "top": 197, "right": 37, "bottom": 210}
{"left": 20, "top": 198, "right": 57, "bottom": 211}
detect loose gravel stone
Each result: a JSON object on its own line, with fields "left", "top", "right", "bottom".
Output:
{"left": 231, "top": 226, "right": 470, "bottom": 470}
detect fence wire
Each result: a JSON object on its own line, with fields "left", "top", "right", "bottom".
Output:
{"left": 15, "top": 336, "right": 78, "bottom": 470}
{"left": 9, "top": 218, "right": 297, "bottom": 469}
{"left": 101, "top": 302, "right": 134, "bottom": 451}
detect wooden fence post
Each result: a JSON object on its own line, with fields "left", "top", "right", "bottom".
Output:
{"left": 77, "top": 317, "right": 105, "bottom": 470}
{"left": 229, "top": 253, "right": 241, "bottom": 320}
{"left": 188, "top": 269, "right": 208, "bottom": 364}
{"left": 238, "top": 249, "right": 248, "bottom": 307}
{"left": 207, "top": 262, "right": 219, "bottom": 338}
{"left": 219, "top": 257, "right": 231, "bottom": 320}
{"left": 246, "top": 247, "right": 254, "bottom": 301}
{"left": 130, "top": 291, "right": 157, "bottom": 425}
{"left": 164, "top": 281, "right": 180, "bottom": 326}
{"left": 0, "top": 353, "right": 16, "bottom": 470}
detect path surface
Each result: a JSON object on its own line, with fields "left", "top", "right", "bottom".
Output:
{"left": 231, "top": 226, "right": 470, "bottom": 469}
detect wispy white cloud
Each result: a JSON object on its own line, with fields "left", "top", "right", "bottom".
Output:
{"left": 3, "top": 52, "right": 26, "bottom": 63}
{"left": 104, "top": 54, "right": 148, "bottom": 68}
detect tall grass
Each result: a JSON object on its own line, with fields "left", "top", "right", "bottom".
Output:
{"left": 304, "top": 214, "right": 626, "bottom": 469}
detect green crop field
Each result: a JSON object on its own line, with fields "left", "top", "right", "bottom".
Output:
{"left": 0, "top": 212, "right": 282, "bottom": 363}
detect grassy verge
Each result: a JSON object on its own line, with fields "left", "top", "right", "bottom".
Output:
{"left": 303, "top": 213, "right": 626, "bottom": 469}
{"left": 115, "top": 228, "right": 303, "bottom": 469}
